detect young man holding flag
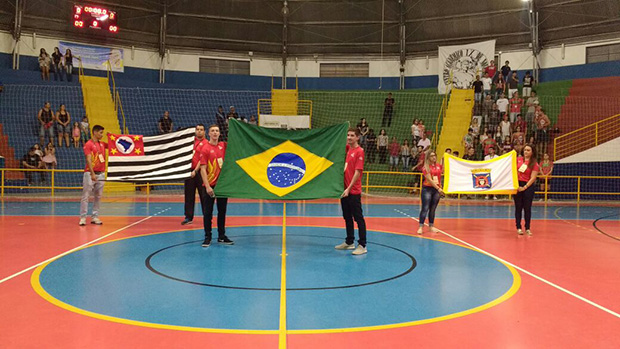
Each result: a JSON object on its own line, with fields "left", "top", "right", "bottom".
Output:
{"left": 182, "top": 124, "right": 209, "bottom": 226}
{"left": 199, "top": 125, "right": 234, "bottom": 247}
{"left": 79, "top": 125, "right": 107, "bottom": 226}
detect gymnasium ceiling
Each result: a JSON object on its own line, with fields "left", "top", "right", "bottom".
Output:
{"left": 1, "top": 0, "right": 619, "bottom": 57}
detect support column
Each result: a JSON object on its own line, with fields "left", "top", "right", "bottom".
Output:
{"left": 281, "top": 0, "right": 289, "bottom": 89}
{"left": 12, "top": 0, "right": 24, "bottom": 70}
{"left": 527, "top": 0, "right": 540, "bottom": 82}
{"left": 399, "top": 0, "right": 406, "bottom": 90}
{"left": 159, "top": 3, "right": 167, "bottom": 84}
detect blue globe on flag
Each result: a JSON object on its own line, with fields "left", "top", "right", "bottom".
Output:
{"left": 267, "top": 153, "right": 306, "bottom": 188}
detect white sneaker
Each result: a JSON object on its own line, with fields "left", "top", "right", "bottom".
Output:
{"left": 485, "top": 195, "right": 489, "bottom": 200}
{"left": 517, "top": 229, "right": 524, "bottom": 235}
{"left": 79, "top": 218, "right": 86, "bottom": 226}
{"left": 335, "top": 242, "right": 355, "bottom": 250}
{"left": 91, "top": 217, "right": 103, "bottom": 225}
{"left": 417, "top": 227, "right": 423, "bottom": 235}
{"left": 430, "top": 226, "right": 439, "bottom": 233}
{"left": 352, "top": 245, "right": 367, "bottom": 255}
{"left": 493, "top": 196, "right": 498, "bottom": 200}
{"left": 526, "top": 229, "right": 532, "bottom": 236}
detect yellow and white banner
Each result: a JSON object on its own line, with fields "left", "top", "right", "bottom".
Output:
{"left": 444, "top": 151, "right": 518, "bottom": 194}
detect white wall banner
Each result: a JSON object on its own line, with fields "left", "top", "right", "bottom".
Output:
{"left": 443, "top": 150, "right": 518, "bottom": 194}
{"left": 438, "top": 39, "right": 496, "bottom": 94}
{"left": 59, "top": 41, "right": 124, "bottom": 72}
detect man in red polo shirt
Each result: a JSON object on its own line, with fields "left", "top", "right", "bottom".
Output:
{"left": 79, "top": 125, "right": 108, "bottom": 226}
{"left": 199, "top": 124, "right": 233, "bottom": 247}
{"left": 182, "top": 124, "right": 209, "bottom": 226}
{"left": 335, "top": 128, "right": 367, "bottom": 255}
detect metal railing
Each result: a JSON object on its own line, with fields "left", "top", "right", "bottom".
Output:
{"left": 554, "top": 113, "right": 620, "bottom": 161}
{"left": 106, "top": 61, "right": 128, "bottom": 134}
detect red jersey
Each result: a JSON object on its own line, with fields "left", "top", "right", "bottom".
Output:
{"left": 485, "top": 65, "right": 497, "bottom": 78}
{"left": 83, "top": 139, "right": 107, "bottom": 172}
{"left": 389, "top": 142, "right": 400, "bottom": 156}
{"left": 422, "top": 163, "right": 443, "bottom": 187}
{"left": 517, "top": 156, "right": 540, "bottom": 182}
{"left": 344, "top": 145, "right": 364, "bottom": 195}
{"left": 192, "top": 138, "right": 208, "bottom": 169}
{"left": 200, "top": 141, "right": 226, "bottom": 186}
{"left": 510, "top": 98, "right": 523, "bottom": 113}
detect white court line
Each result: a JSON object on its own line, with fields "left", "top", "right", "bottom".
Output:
{"left": 0, "top": 215, "right": 154, "bottom": 285}
{"left": 394, "top": 208, "right": 620, "bottom": 319}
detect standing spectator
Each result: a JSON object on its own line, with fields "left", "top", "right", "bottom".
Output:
{"left": 484, "top": 59, "right": 498, "bottom": 80}
{"left": 412, "top": 145, "right": 425, "bottom": 190}
{"left": 539, "top": 153, "right": 553, "bottom": 195}
{"left": 215, "top": 106, "right": 228, "bottom": 141}
{"left": 514, "top": 114, "right": 527, "bottom": 136}
{"left": 72, "top": 122, "right": 81, "bottom": 148}
{"left": 512, "top": 125, "right": 525, "bottom": 146}
{"left": 227, "top": 106, "right": 239, "bottom": 119}
{"left": 514, "top": 144, "right": 539, "bottom": 236}
{"left": 525, "top": 91, "right": 539, "bottom": 132}
{"left": 51, "top": 47, "right": 64, "bottom": 81}
{"left": 508, "top": 72, "right": 519, "bottom": 100}
{"left": 470, "top": 118, "right": 481, "bottom": 137}
{"left": 401, "top": 139, "right": 411, "bottom": 172}
{"left": 417, "top": 150, "right": 444, "bottom": 235}
{"left": 500, "top": 60, "right": 511, "bottom": 86}
{"left": 56, "top": 104, "right": 71, "bottom": 147}
{"left": 502, "top": 136, "right": 513, "bottom": 154}
{"left": 382, "top": 93, "right": 395, "bottom": 127}
{"left": 509, "top": 91, "right": 524, "bottom": 123}
{"left": 500, "top": 113, "right": 512, "bottom": 140}
{"left": 418, "top": 119, "right": 426, "bottom": 140}
{"left": 377, "top": 129, "right": 389, "bottom": 164}
{"left": 496, "top": 93, "right": 509, "bottom": 116}
{"left": 472, "top": 75, "right": 483, "bottom": 102}
{"left": 462, "top": 128, "right": 474, "bottom": 150}
{"left": 37, "top": 102, "right": 55, "bottom": 146}
{"left": 411, "top": 118, "right": 421, "bottom": 145}
{"left": 357, "top": 118, "right": 369, "bottom": 148}
{"left": 79, "top": 125, "right": 107, "bottom": 226}
{"left": 522, "top": 71, "right": 535, "bottom": 97}
{"left": 489, "top": 103, "right": 500, "bottom": 128}
{"left": 158, "top": 111, "right": 173, "bottom": 134}
{"left": 64, "top": 49, "right": 74, "bottom": 82}
{"left": 417, "top": 132, "right": 431, "bottom": 151}
{"left": 481, "top": 72, "right": 493, "bottom": 98}
{"left": 534, "top": 107, "right": 551, "bottom": 156}
{"left": 79, "top": 116, "right": 89, "bottom": 145}
{"left": 484, "top": 146, "right": 499, "bottom": 200}
{"left": 388, "top": 137, "right": 400, "bottom": 171}
{"left": 366, "top": 129, "right": 377, "bottom": 163}
{"left": 479, "top": 127, "right": 490, "bottom": 143}
{"left": 473, "top": 138, "right": 484, "bottom": 160}
{"left": 38, "top": 48, "right": 51, "bottom": 81}
{"left": 248, "top": 115, "right": 257, "bottom": 125}
{"left": 462, "top": 147, "right": 477, "bottom": 161}
{"left": 482, "top": 94, "right": 494, "bottom": 126}
{"left": 335, "top": 128, "right": 367, "bottom": 255}
{"left": 42, "top": 142, "right": 57, "bottom": 169}
{"left": 494, "top": 75, "right": 505, "bottom": 100}
{"left": 22, "top": 147, "right": 46, "bottom": 185}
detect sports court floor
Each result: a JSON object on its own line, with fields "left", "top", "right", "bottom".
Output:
{"left": 1, "top": 196, "right": 619, "bottom": 348}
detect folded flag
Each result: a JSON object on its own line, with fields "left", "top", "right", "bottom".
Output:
{"left": 215, "top": 119, "right": 348, "bottom": 200}
{"left": 106, "top": 128, "right": 195, "bottom": 182}
{"left": 444, "top": 151, "right": 518, "bottom": 194}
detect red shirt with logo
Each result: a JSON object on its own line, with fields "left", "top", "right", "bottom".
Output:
{"left": 192, "top": 138, "right": 208, "bottom": 169}
{"left": 344, "top": 145, "right": 364, "bottom": 195}
{"left": 200, "top": 141, "right": 226, "bottom": 186}
{"left": 517, "top": 156, "right": 540, "bottom": 182}
{"left": 83, "top": 139, "right": 108, "bottom": 172}
{"left": 422, "top": 163, "right": 443, "bottom": 187}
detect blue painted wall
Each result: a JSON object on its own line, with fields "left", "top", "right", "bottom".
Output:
{"left": 548, "top": 162, "right": 620, "bottom": 201}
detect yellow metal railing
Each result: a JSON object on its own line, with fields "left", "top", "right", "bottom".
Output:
{"left": 432, "top": 94, "right": 448, "bottom": 150}
{"left": 106, "top": 61, "right": 128, "bottom": 134}
{"left": 554, "top": 113, "right": 620, "bottom": 161}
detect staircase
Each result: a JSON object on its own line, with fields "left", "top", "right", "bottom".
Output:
{"left": 436, "top": 89, "right": 475, "bottom": 157}
{"left": 80, "top": 75, "right": 132, "bottom": 192}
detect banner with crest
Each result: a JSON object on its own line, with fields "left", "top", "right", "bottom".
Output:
{"left": 438, "top": 39, "right": 496, "bottom": 94}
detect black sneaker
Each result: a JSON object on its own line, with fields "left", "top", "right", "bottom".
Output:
{"left": 217, "top": 236, "right": 234, "bottom": 245}
{"left": 181, "top": 218, "right": 193, "bottom": 225}
{"left": 201, "top": 239, "right": 211, "bottom": 247}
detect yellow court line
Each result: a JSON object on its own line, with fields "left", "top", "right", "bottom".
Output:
{"left": 279, "top": 203, "right": 288, "bottom": 348}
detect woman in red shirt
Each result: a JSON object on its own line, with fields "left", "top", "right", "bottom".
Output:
{"left": 417, "top": 150, "right": 444, "bottom": 235}
{"left": 514, "top": 144, "right": 540, "bottom": 235}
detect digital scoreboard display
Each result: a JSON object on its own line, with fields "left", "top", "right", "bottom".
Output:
{"left": 73, "top": 5, "right": 118, "bottom": 33}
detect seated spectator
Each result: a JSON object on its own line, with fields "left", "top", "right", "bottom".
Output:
{"left": 248, "top": 115, "right": 257, "bottom": 126}
{"left": 388, "top": 137, "right": 400, "bottom": 171}
{"left": 417, "top": 132, "right": 431, "bottom": 151}
{"left": 38, "top": 102, "right": 55, "bottom": 146}
{"left": 22, "top": 147, "right": 46, "bottom": 184}
{"left": 508, "top": 72, "right": 519, "bottom": 99}
{"left": 158, "top": 111, "right": 173, "bottom": 134}
{"left": 42, "top": 142, "right": 57, "bottom": 169}
{"left": 51, "top": 47, "right": 64, "bottom": 81}
{"left": 227, "top": 106, "right": 239, "bottom": 119}
{"left": 72, "top": 122, "right": 81, "bottom": 147}
{"left": 509, "top": 92, "right": 524, "bottom": 123}
{"left": 522, "top": 71, "right": 535, "bottom": 97}
{"left": 240, "top": 115, "right": 247, "bottom": 123}
{"left": 80, "top": 116, "right": 89, "bottom": 145}
{"left": 481, "top": 72, "right": 493, "bottom": 98}
{"left": 38, "top": 48, "right": 51, "bottom": 81}
{"left": 56, "top": 104, "right": 71, "bottom": 147}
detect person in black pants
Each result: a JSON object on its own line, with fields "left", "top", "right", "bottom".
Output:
{"left": 382, "top": 93, "right": 395, "bottom": 127}
{"left": 182, "top": 124, "right": 208, "bottom": 226}
{"left": 514, "top": 144, "right": 540, "bottom": 236}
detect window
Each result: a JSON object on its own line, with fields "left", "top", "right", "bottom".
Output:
{"left": 199, "top": 58, "right": 250, "bottom": 75}
{"left": 586, "top": 43, "right": 620, "bottom": 64}
{"left": 320, "top": 63, "right": 369, "bottom": 77}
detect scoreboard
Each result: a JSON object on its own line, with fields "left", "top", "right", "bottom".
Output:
{"left": 73, "top": 5, "right": 118, "bottom": 33}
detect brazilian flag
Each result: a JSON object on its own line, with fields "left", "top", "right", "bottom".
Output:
{"left": 215, "top": 119, "right": 348, "bottom": 200}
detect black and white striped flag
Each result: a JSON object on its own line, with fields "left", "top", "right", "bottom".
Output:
{"left": 106, "top": 127, "right": 196, "bottom": 182}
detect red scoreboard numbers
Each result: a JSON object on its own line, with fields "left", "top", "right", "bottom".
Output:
{"left": 73, "top": 5, "right": 118, "bottom": 33}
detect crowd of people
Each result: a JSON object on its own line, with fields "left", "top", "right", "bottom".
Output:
{"left": 38, "top": 47, "right": 75, "bottom": 82}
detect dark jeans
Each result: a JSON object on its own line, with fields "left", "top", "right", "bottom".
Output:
{"left": 382, "top": 108, "right": 393, "bottom": 127}
{"left": 419, "top": 186, "right": 441, "bottom": 226}
{"left": 341, "top": 194, "right": 367, "bottom": 246}
{"left": 184, "top": 175, "right": 207, "bottom": 221}
{"left": 203, "top": 194, "right": 228, "bottom": 241}
{"left": 514, "top": 180, "right": 536, "bottom": 229}
{"left": 52, "top": 63, "right": 64, "bottom": 81}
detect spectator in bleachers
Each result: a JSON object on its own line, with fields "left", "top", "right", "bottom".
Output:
{"left": 489, "top": 103, "right": 500, "bottom": 128}
{"left": 158, "top": 111, "right": 173, "bottom": 134}
{"left": 512, "top": 125, "right": 525, "bottom": 146}
{"left": 452, "top": 150, "right": 460, "bottom": 158}
{"left": 418, "top": 119, "right": 426, "bottom": 140}
{"left": 72, "top": 122, "right": 81, "bottom": 148}
{"left": 484, "top": 60, "right": 497, "bottom": 80}
{"left": 382, "top": 93, "right": 395, "bottom": 127}
{"left": 51, "top": 47, "right": 64, "bottom": 81}
{"left": 411, "top": 118, "right": 421, "bottom": 145}
{"left": 470, "top": 118, "right": 480, "bottom": 138}
{"left": 366, "top": 129, "right": 377, "bottom": 163}
{"left": 534, "top": 107, "right": 551, "bottom": 156}
{"left": 56, "top": 104, "right": 71, "bottom": 147}
{"left": 494, "top": 125, "right": 503, "bottom": 144}
{"left": 482, "top": 130, "right": 497, "bottom": 156}
{"left": 248, "top": 115, "right": 257, "bottom": 125}
{"left": 496, "top": 93, "right": 509, "bottom": 116}
{"left": 525, "top": 91, "right": 539, "bottom": 127}
{"left": 42, "top": 142, "right": 57, "bottom": 169}
{"left": 389, "top": 137, "right": 400, "bottom": 171}
{"left": 472, "top": 138, "right": 484, "bottom": 160}
{"left": 539, "top": 153, "right": 553, "bottom": 195}
{"left": 514, "top": 114, "right": 527, "bottom": 136}
{"left": 80, "top": 116, "right": 89, "bottom": 145}
{"left": 357, "top": 118, "right": 369, "bottom": 148}
{"left": 472, "top": 75, "right": 483, "bottom": 102}
{"left": 32, "top": 143, "right": 43, "bottom": 158}
{"left": 38, "top": 102, "right": 55, "bottom": 146}
{"left": 0, "top": 79, "right": 3, "bottom": 93}
{"left": 38, "top": 48, "right": 51, "bottom": 81}
{"left": 502, "top": 136, "right": 513, "bottom": 154}
{"left": 522, "top": 71, "right": 535, "bottom": 97}
{"left": 500, "top": 113, "right": 512, "bottom": 140}
{"left": 484, "top": 146, "right": 499, "bottom": 200}
{"left": 481, "top": 72, "right": 493, "bottom": 98}
{"left": 479, "top": 127, "right": 489, "bottom": 143}
{"left": 481, "top": 94, "right": 494, "bottom": 126}
{"left": 462, "top": 147, "right": 477, "bottom": 161}
{"left": 215, "top": 106, "right": 228, "bottom": 140}
{"left": 401, "top": 139, "right": 411, "bottom": 172}
{"left": 462, "top": 128, "right": 474, "bottom": 150}
{"left": 22, "top": 146, "right": 46, "bottom": 185}
{"left": 500, "top": 61, "right": 511, "bottom": 86}
{"left": 509, "top": 91, "right": 524, "bottom": 123}
{"left": 417, "top": 131, "right": 431, "bottom": 151}
{"left": 494, "top": 75, "right": 505, "bottom": 100}
{"left": 240, "top": 115, "right": 248, "bottom": 123}
{"left": 377, "top": 129, "right": 389, "bottom": 164}
{"left": 64, "top": 49, "right": 74, "bottom": 82}
{"left": 508, "top": 72, "right": 519, "bottom": 100}
{"left": 227, "top": 106, "right": 239, "bottom": 120}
